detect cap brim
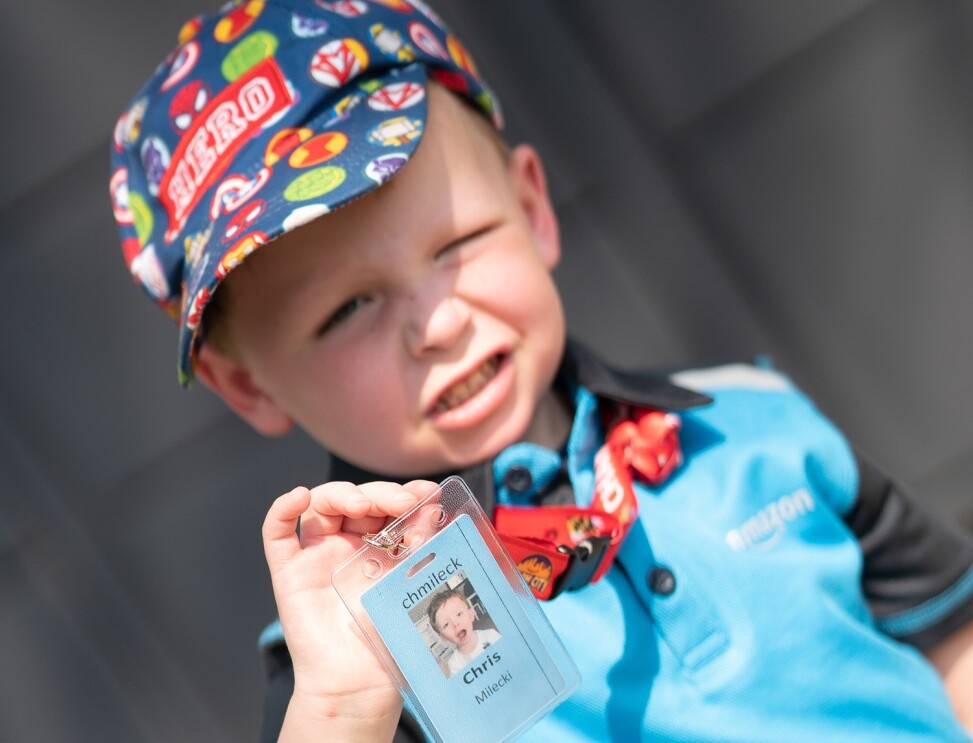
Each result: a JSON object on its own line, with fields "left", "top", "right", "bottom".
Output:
{"left": 176, "top": 62, "right": 431, "bottom": 384}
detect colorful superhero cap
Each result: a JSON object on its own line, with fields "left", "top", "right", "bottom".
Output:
{"left": 110, "top": 0, "right": 501, "bottom": 385}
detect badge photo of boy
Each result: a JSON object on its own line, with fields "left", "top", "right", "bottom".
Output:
{"left": 425, "top": 586, "right": 500, "bottom": 679}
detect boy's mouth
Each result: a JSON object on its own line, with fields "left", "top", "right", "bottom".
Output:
{"left": 433, "top": 354, "right": 503, "bottom": 413}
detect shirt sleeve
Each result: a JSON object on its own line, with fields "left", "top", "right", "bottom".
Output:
{"left": 259, "top": 642, "right": 294, "bottom": 743}
{"left": 846, "top": 451, "right": 973, "bottom": 648}
{"left": 259, "top": 639, "right": 429, "bottom": 742}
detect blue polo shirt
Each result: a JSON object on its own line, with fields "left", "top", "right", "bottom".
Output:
{"left": 258, "top": 343, "right": 973, "bottom": 742}
{"left": 491, "top": 363, "right": 970, "bottom": 742}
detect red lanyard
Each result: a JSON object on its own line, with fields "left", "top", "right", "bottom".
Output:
{"left": 493, "top": 406, "right": 681, "bottom": 600}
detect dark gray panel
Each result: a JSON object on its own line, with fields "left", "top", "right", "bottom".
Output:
{"left": 0, "top": 0, "right": 209, "bottom": 207}
{"left": 443, "top": 0, "right": 774, "bottom": 368}
{"left": 82, "top": 414, "right": 330, "bottom": 742}
{"left": 0, "top": 148, "right": 227, "bottom": 501}
{"left": 0, "top": 558, "right": 148, "bottom": 743}
{"left": 0, "top": 414, "right": 228, "bottom": 742}
{"left": 555, "top": 0, "right": 879, "bottom": 133}
{"left": 915, "top": 447, "right": 973, "bottom": 525}
{"left": 665, "top": 0, "right": 973, "bottom": 490}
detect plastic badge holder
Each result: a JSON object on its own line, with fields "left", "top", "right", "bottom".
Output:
{"left": 332, "top": 476, "right": 579, "bottom": 743}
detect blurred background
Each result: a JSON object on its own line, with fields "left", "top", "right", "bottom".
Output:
{"left": 2, "top": 0, "right": 972, "bottom": 740}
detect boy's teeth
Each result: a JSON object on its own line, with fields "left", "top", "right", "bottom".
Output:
{"left": 435, "top": 355, "right": 501, "bottom": 412}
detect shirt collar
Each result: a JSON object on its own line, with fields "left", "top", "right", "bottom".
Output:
{"left": 562, "top": 340, "right": 712, "bottom": 411}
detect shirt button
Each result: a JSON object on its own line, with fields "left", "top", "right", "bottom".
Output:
{"left": 502, "top": 465, "right": 533, "bottom": 493}
{"left": 647, "top": 566, "right": 676, "bottom": 596}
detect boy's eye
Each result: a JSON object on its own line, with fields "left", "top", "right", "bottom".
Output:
{"left": 434, "top": 240, "right": 462, "bottom": 263}
{"left": 318, "top": 295, "right": 371, "bottom": 335}
{"left": 435, "top": 225, "right": 494, "bottom": 261}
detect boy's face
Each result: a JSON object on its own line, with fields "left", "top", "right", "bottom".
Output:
{"left": 433, "top": 595, "right": 477, "bottom": 650}
{"left": 202, "top": 84, "right": 566, "bottom": 476}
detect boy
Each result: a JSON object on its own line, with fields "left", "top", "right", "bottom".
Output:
{"left": 427, "top": 588, "right": 501, "bottom": 677}
{"left": 110, "top": 1, "right": 973, "bottom": 741}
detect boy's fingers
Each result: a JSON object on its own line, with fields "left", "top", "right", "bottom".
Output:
{"left": 263, "top": 486, "right": 312, "bottom": 564}
{"left": 300, "top": 480, "right": 438, "bottom": 541}
{"left": 338, "top": 480, "right": 442, "bottom": 537}
{"left": 309, "top": 481, "right": 424, "bottom": 519}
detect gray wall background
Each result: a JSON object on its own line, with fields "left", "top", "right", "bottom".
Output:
{"left": 2, "top": 1, "right": 972, "bottom": 740}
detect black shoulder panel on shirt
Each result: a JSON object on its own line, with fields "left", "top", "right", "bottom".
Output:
{"left": 847, "top": 451, "right": 973, "bottom": 648}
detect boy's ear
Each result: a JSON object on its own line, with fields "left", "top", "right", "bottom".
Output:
{"left": 506, "top": 144, "right": 561, "bottom": 270}
{"left": 194, "top": 342, "right": 294, "bottom": 436}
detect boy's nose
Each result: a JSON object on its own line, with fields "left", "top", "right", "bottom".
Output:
{"left": 403, "top": 292, "right": 472, "bottom": 357}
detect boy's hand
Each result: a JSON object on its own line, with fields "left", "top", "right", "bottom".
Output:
{"left": 925, "top": 617, "right": 973, "bottom": 735}
{"left": 263, "top": 480, "right": 437, "bottom": 742}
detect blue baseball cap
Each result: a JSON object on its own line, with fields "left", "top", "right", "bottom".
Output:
{"left": 109, "top": 0, "right": 502, "bottom": 385}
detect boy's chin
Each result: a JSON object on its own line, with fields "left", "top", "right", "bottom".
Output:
{"left": 326, "top": 416, "right": 537, "bottom": 477}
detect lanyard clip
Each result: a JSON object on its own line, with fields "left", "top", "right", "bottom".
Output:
{"left": 549, "top": 535, "right": 612, "bottom": 598}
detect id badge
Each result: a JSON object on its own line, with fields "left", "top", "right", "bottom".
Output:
{"left": 332, "top": 476, "right": 579, "bottom": 742}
